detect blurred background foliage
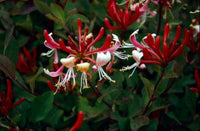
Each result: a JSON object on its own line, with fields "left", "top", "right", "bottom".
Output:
{"left": 0, "top": 0, "right": 200, "bottom": 130}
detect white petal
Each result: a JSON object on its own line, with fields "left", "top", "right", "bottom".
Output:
{"left": 132, "top": 50, "right": 143, "bottom": 63}
{"left": 96, "top": 52, "right": 111, "bottom": 67}
{"left": 112, "top": 34, "right": 120, "bottom": 42}
{"left": 60, "top": 57, "right": 76, "bottom": 68}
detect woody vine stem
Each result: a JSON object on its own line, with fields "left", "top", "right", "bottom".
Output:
{"left": 142, "top": 68, "right": 165, "bottom": 115}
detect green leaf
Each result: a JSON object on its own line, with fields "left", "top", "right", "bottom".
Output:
{"left": 13, "top": 84, "right": 35, "bottom": 102}
{"left": 16, "top": 15, "right": 32, "bottom": 31}
{"left": 112, "top": 71, "right": 125, "bottom": 87}
{"left": 29, "top": 91, "right": 54, "bottom": 122}
{"left": 5, "top": 36, "right": 19, "bottom": 65}
{"left": 128, "top": 94, "right": 143, "bottom": 117}
{"left": 33, "top": 0, "right": 50, "bottom": 14}
{"left": 45, "top": 13, "right": 64, "bottom": 26}
{"left": 24, "top": 67, "right": 43, "bottom": 92}
{"left": 67, "top": 14, "right": 89, "bottom": 30}
{"left": 166, "top": 112, "right": 181, "bottom": 125}
{"left": 0, "top": 10, "right": 13, "bottom": 29}
{"left": 50, "top": 3, "right": 65, "bottom": 22}
{"left": 139, "top": 74, "right": 154, "bottom": 103}
{"left": 139, "top": 119, "right": 158, "bottom": 131}
{"left": 44, "top": 107, "right": 64, "bottom": 127}
{"left": 64, "top": 0, "right": 76, "bottom": 13}
{"left": 3, "top": 26, "right": 14, "bottom": 54}
{"left": 119, "top": 117, "right": 130, "bottom": 131}
{"left": 97, "top": 89, "right": 118, "bottom": 103}
{"left": 130, "top": 116, "right": 149, "bottom": 130}
{"left": 16, "top": 35, "right": 29, "bottom": 48}
{"left": 183, "top": 88, "right": 196, "bottom": 114}
{"left": 89, "top": 17, "right": 96, "bottom": 32}
{"left": 0, "top": 54, "right": 16, "bottom": 79}
{"left": 78, "top": 97, "right": 107, "bottom": 120}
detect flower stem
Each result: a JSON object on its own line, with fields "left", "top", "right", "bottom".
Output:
{"left": 142, "top": 68, "right": 165, "bottom": 115}
{"left": 14, "top": 77, "right": 34, "bottom": 95}
{"left": 161, "top": 62, "right": 190, "bottom": 96}
{"left": 156, "top": 3, "right": 163, "bottom": 35}
{"left": 89, "top": 82, "right": 112, "bottom": 109}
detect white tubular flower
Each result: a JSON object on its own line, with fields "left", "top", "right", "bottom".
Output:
{"left": 121, "top": 50, "right": 145, "bottom": 77}
{"left": 111, "top": 34, "right": 131, "bottom": 59}
{"left": 76, "top": 62, "right": 90, "bottom": 93}
{"left": 60, "top": 57, "right": 76, "bottom": 87}
{"left": 96, "top": 52, "right": 115, "bottom": 83}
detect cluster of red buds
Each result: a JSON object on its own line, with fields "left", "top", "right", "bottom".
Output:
{"left": 17, "top": 47, "right": 37, "bottom": 74}
{"left": 104, "top": 0, "right": 156, "bottom": 31}
{"left": 0, "top": 79, "right": 25, "bottom": 116}
{"left": 121, "top": 24, "right": 189, "bottom": 72}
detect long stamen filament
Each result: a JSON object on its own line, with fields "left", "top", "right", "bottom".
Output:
{"left": 41, "top": 49, "right": 54, "bottom": 57}
{"left": 98, "top": 67, "right": 115, "bottom": 83}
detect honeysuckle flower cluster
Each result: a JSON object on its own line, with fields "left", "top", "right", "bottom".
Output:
{"left": 127, "top": 24, "right": 189, "bottom": 68}
{"left": 104, "top": 0, "right": 155, "bottom": 31}
{"left": 17, "top": 47, "right": 37, "bottom": 74}
{"left": 0, "top": 79, "right": 25, "bottom": 116}
{"left": 43, "top": 18, "right": 121, "bottom": 93}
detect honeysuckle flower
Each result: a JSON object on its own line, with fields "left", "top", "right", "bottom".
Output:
{"left": 130, "top": 0, "right": 156, "bottom": 24}
{"left": 76, "top": 62, "right": 90, "bottom": 93}
{"left": 41, "top": 31, "right": 60, "bottom": 64}
{"left": 190, "top": 69, "right": 200, "bottom": 93}
{"left": 121, "top": 49, "right": 146, "bottom": 77}
{"left": 111, "top": 34, "right": 130, "bottom": 60}
{"left": 94, "top": 52, "right": 115, "bottom": 83}
{"left": 43, "top": 18, "right": 119, "bottom": 92}
{"left": 119, "top": 29, "right": 139, "bottom": 48}
{"left": 47, "top": 64, "right": 73, "bottom": 94}
{"left": 51, "top": 57, "right": 76, "bottom": 86}
{"left": 0, "top": 79, "right": 25, "bottom": 116}
{"left": 17, "top": 47, "right": 37, "bottom": 74}
{"left": 130, "top": 24, "right": 189, "bottom": 68}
